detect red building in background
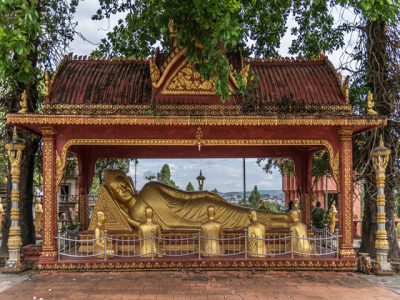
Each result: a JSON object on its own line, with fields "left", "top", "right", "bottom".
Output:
{"left": 282, "top": 174, "right": 362, "bottom": 236}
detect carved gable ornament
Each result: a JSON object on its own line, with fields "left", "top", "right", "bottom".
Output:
{"left": 149, "top": 47, "right": 249, "bottom": 100}
{"left": 164, "top": 64, "right": 215, "bottom": 95}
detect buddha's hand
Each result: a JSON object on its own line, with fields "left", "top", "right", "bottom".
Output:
{"left": 120, "top": 209, "right": 140, "bottom": 228}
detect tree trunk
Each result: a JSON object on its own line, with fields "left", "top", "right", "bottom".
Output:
{"left": 359, "top": 171, "right": 377, "bottom": 257}
{"left": 360, "top": 19, "right": 400, "bottom": 260}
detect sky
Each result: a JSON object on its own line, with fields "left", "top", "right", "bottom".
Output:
{"left": 69, "top": 1, "right": 356, "bottom": 192}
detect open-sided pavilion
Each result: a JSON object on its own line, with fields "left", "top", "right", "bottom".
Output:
{"left": 7, "top": 46, "right": 385, "bottom": 270}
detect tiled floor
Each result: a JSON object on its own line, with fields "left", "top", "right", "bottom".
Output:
{"left": 0, "top": 270, "right": 399, "bottom": 299}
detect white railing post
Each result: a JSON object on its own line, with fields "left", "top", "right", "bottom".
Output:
{"left": 244, "top": 229, "right": 248, "bottom": 259}
{"left": 335, "top": 228, "right": 339, "bottom": 259}
{"left": 104, "top": 229, "right": 107, "bottom": 261}
{"left": 151, "top": 229, "right": 154, "bottom": 260}
{"left": 57, "top": 229, "right": 61, "bottom": 261}
{"left": 198, "top": 229, "right": 201, "bottom": 259}
{"left": 290, "top": 227, "right": 294, "bottom": 259}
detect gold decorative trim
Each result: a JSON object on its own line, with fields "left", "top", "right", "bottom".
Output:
{"left": 42, "top": 103, "right": 353, "bottom": 116}
{"left": 37, "top": 259, "right": 357, "bottom": 272}
{"left": 162, "top": 59, "right": 216, "bottom": 95}
{"left": 151, "top": 47, "right": 185, "bottom": 88}
{"left": 55, "top": 138, "right": 335, "bottom": 186}
{"left": 8, "top": 114, "right": 386, "bottom": 127}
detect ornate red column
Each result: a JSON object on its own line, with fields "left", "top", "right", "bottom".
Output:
{"left": 76, "top": 151, "right": 96, "bottom": 230}
{"left": 39, "top": 127, "right": 58, "bottom": 262}
{"left": 294, "top": 151, "right": 313, "bottom": 226}
{"left": 338, "top": 128, "right": 356, "bottom": 258}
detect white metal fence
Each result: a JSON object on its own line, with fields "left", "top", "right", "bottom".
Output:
{"left": 57, "top": 227, "right": 340, "bottom": 261}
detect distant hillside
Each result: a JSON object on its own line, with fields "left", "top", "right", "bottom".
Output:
{"left": 221, "top": 190, "right": 284, "bottom": 198}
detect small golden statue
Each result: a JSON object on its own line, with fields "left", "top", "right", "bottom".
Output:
{"left": 94, "top": 211, "right": 114, "bottom": 258}
{"left": 138, "top": 207, "right": 162, "bottom": 257}
{"left": 200, "top": 206, "right": 223, "bottom": 256}
{"left": 75, "top": 202, "right": 79, "bottom": 220}
{"left": 34, "top": 198, "right": 43, "bottom": 236}
{"left": 18, "top": 90, "right": 28, "bottom": 113}
{"left": 247, "top": 210, "right": 266, "bottom": 257}
{"left": 367, "top": 91, "right": 377, "bottom": 115}
{"left": 328, "top": 202, "right": 338, "bottom": 233}
{"left": 290, "top": 199, "right": 311, "bottom": 255}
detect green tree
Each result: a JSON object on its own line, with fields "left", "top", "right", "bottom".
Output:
{"left": 248, "top": 185, "right": 262, "bottom": 208}
{"left": 347, "top": 2, "right": 400, "bottom": 259}
{"left": 156, "top": 164, "right": 177, "bottom": 188}
{"left": 264, "top": 201, "right": 279, "bottom": 213}
{"left": 211, "top": 188, "right": 219, "bottom": 194}
{"left": 185, "top": 182, "right": 195, "bottom": 192}
{"left": 0, "top": 0, "right": 79, "bottom": 255}
{"left": 91, "top": 159, "right": 131, "bottom": 192}
{"left": 91, "top": 0, "right": 350, "bottom": 98}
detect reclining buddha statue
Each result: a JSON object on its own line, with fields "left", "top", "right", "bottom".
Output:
{"left": 89, "top": 169, "right": 308, "bottom": 235}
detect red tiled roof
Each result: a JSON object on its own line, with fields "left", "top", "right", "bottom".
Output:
{"left": 47, "top": 55, "right": 346, "bottom": 107}
{"left": 250, "top": 59, "right": 345, "bottom": 105}
{"left": 49, "top": 58, "right": 152, "bottom": 105}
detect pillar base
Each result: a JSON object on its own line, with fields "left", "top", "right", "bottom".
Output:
{"left": 339, "top": 247, "right": 356, "bottom": 259}
{"left": 1, "top": 262, "right": 28, "bottom": 273}
{"left": 373, "top": 261, "right": 393, "bottom": 276}
{"left": 39, "top": 249, "right": 58, "bottom": 264}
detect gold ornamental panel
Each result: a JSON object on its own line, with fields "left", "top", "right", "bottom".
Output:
{"left": 55, "top": 138, "right": 336, "bottom": 187}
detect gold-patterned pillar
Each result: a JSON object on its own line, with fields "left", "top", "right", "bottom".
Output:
{"left": 294, "top": 151, "right": 313, "bottom": 226}
{"left": 5, "top": 128, "right": 25, "bottom": 269}
{"left": 338, "top": 128, "right": 355, "bottom": 258}
{"left": 39, "top": 127, "right": 58, "bottom": 262}
{"left": 371, "top": 135, "right": 392, "bottom": 274}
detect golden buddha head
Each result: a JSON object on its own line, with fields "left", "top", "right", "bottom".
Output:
{"left": 104, "top": 169, "right": 136, "bottom": 206}
{"left": 290, "top": 208, "right": 300, "bottom": 222}
{"left": 97, "top": 211, "right": 106, "bottom": 225}
{"left": 207, "top": 206, "right": 215, "bottom": 220}
{"left": 145, "top": 206, "right": 154, "bottom": 220}
{"left": 249, "top": 210, "right": 258, "bottom": 222}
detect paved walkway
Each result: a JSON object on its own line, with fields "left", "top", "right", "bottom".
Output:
{"left": 0, "top": 271, "right": 399, "bottom": 300}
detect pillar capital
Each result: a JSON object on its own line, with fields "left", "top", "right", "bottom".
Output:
{"left": 337, "top": 128, "right": 353, "bottom": 140}
{"left": 40, "top": 126, "right": 56, "bottom": 137}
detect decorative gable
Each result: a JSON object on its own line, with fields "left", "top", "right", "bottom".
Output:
{"left": 149, "top": 47, "right": 248, "bottom": 104}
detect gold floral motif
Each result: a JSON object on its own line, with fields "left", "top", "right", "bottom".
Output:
{"left": 149, "top": 60, "right": 161, "bottom": 85}
{"left": 8, "top": 113, "right": 387, "bottom": 127}
{"left": 55, "top": 139, "right": 335, "bottom": 184}
{"left": 162, "top": 60, "right": 216, "bottom": 95}
{"left": 37, "top": 259, "right": 357, "bottom": 271}
{"left": 344, "top": 141, "right": 352, "bottom": 245}
{"left": 41, "top": 103, "right": 353, "bottom": 115}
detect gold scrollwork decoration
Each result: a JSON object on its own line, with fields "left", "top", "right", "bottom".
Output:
{"left": 8, "top": 114, "right": 387, "bottom": 127}
{"left": 55, "top": 138, "right": 335, "bottom": 186}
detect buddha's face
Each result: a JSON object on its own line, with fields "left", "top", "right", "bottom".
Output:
{"left": 145, "top": 207, "right": 153, "bottom": 220}
{"left": 290, "top": 211, "right": 300, "bottom": 222}
{"left": 109, "top": 176, "right": 135, "bottom": 206}
{"left": 207, "top": 206, "right": 215, "bottom": 220}
{"left": 249, "top": 210, "right": 257, "bottom": 222}
{"left": 97, "top": 211, "right": 105, "bottom": 224}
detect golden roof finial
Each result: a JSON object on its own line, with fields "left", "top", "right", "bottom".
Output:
{"left": 12, "top": 126, "right": 18, "bottom": 140}
{"left": 367, "top": 91, "right": 377, "bottom": 115}
{"left": 379, "top": 134, "right": 384, "bottom": 148}
{"left": 17, "top": 90, "right": 28, "bottom": 113}
{"left": 168, "top": 19, "right": 178, "bottom": 48}
{"left": 45, "top": 71, "right": 52, "bottom": 97}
